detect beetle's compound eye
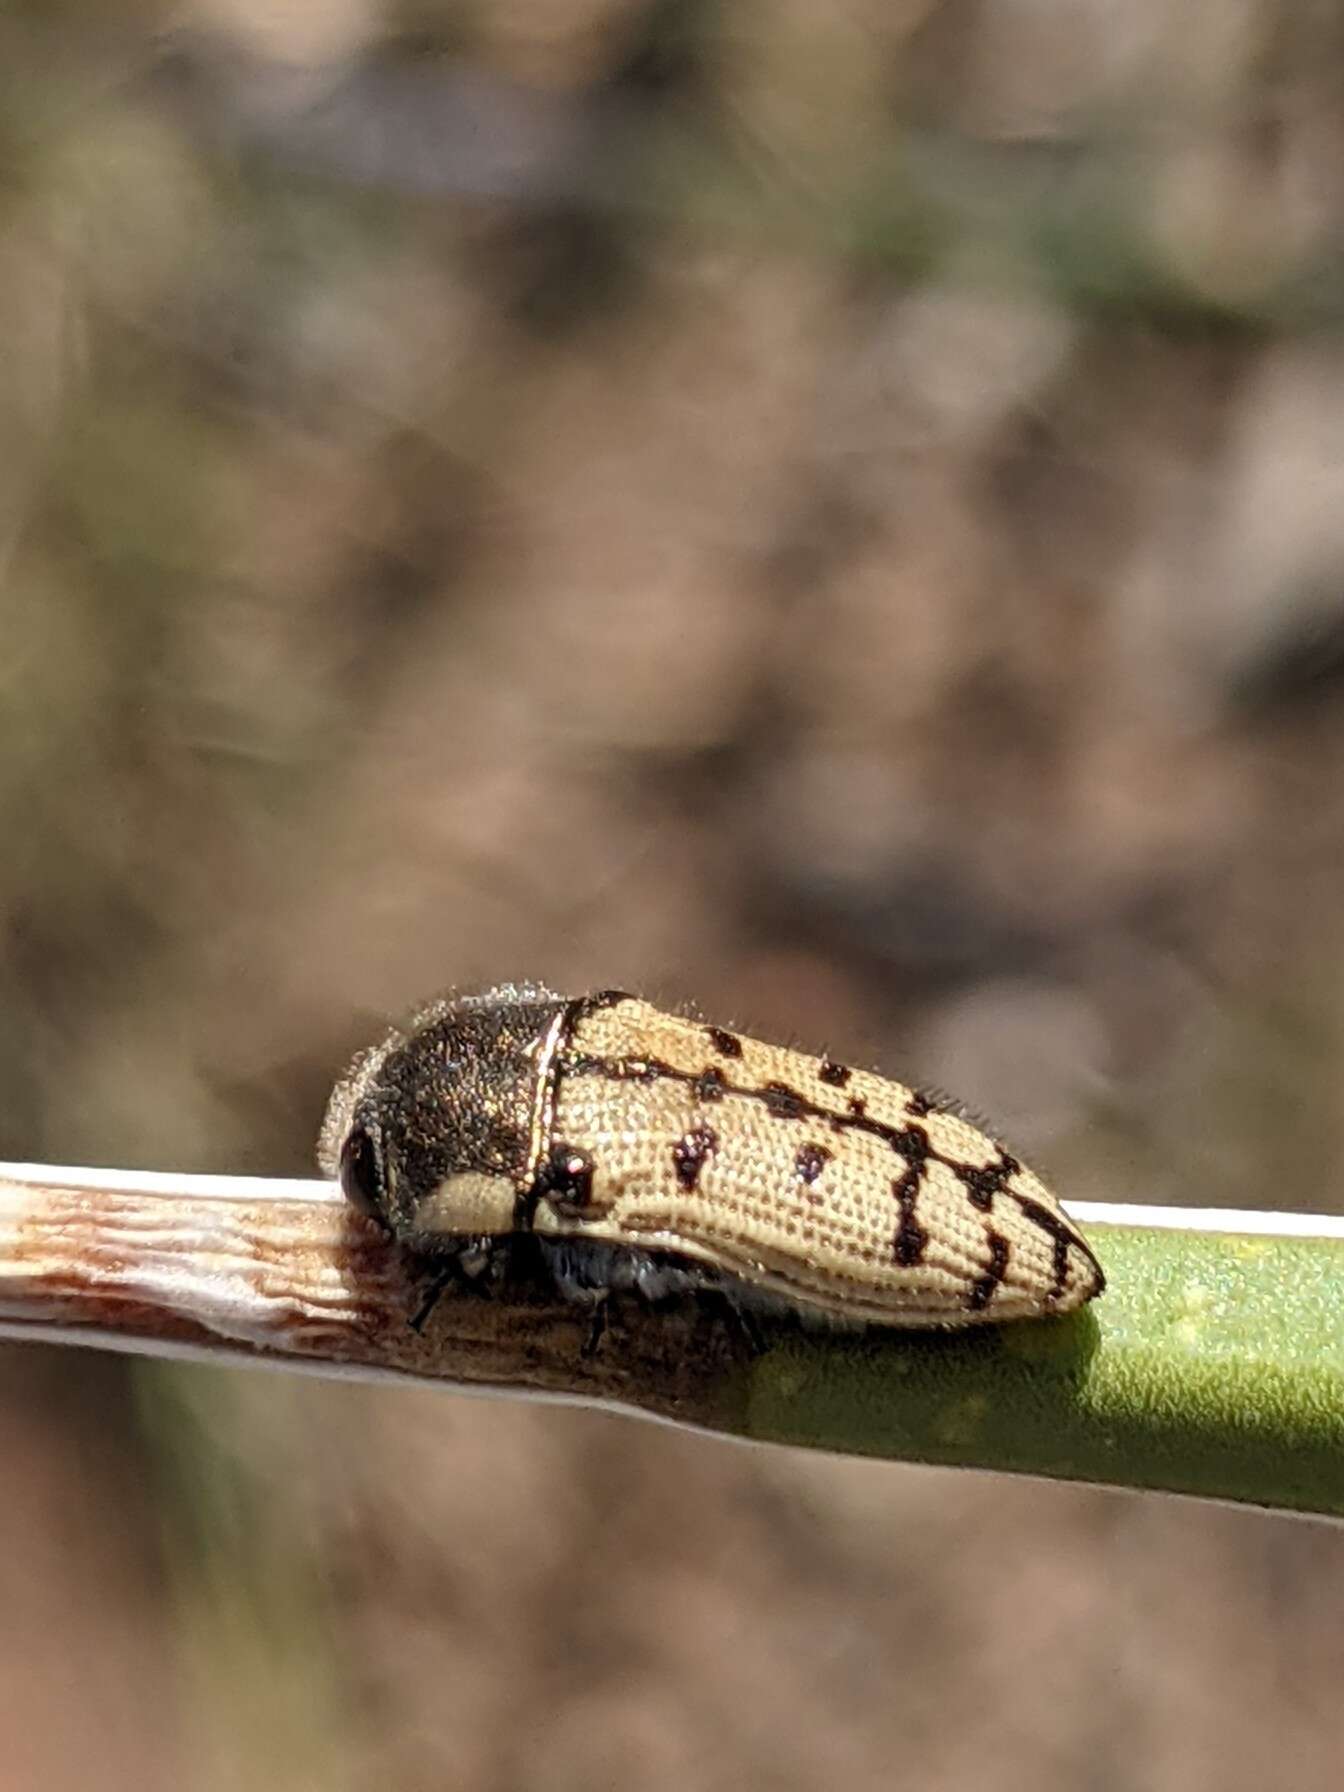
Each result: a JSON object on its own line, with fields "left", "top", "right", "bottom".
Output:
{"left": 339, "top": 1125, "right": 385, "bottom": 1222}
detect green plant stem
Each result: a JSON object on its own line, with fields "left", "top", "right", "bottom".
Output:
{"left": 2, "top": 1167, "right": 1341, "bottom": 1517}
{"left": 746, "top": 1224, "right": 1344, "bottom": 1518}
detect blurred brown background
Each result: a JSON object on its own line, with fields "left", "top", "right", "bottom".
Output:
{"left": 4, "top": 1, "right": 1344, "bottom": 1787}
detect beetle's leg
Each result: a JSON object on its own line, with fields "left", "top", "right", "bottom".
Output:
{"left": 408, "top": 1266, "right": 455, "bottom": 1333}
{"left": 580, "top": 1296, "right": 610, "bottom": 1359}
{"left": 406, "top": 1240, "right": 502, "bottom": 1331}
{"left": 722, "top": 1293, "right": 767, "bottom": 1355}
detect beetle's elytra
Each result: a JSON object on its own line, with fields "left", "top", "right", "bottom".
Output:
{"left": 319, "top": 985, "right": 1105, "bottom": 1329}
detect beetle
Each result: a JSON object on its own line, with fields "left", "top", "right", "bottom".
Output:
{"left": 319, "top": 984, "right": 1105, "bottom": 1330}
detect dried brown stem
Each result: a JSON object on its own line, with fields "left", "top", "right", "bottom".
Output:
{"left": 0, "top": 1164, "right": 753, "bottom": 1433}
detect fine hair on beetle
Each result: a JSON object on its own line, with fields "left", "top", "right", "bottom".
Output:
{"left": 320, "top": 983, "right": 1105, "bottom": 1335}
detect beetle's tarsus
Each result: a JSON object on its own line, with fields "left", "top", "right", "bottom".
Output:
{"left": 581, "top": 1298, "right": 610, "bottom": 1359}
{"left": 408, "top": 1266, "right": 455, "bottom": 1334}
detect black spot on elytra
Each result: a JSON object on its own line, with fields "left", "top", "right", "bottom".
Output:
{"left": 1012, "top": 1193, "right": 1081, "bottom": 1300}
{"left": 819, "top": 1059, "right": 851, "bottom": 1088}
{"left": 763, "top": 1080, "right": 805, "bottom": 1119}
{"left": 557, "top": 1042, "right": 1101, "bottom": 1305}
{"left": 967, "top": 1232, "right": 1010, "bottom": 1311}
{"left": 889, "top": 1124, "right": 933, "bottom": 1266}
{"left": 706, "top": 1026, "right": 743, "bottom": 1059}
{"left": 540, "top": 1142, "right": 595, "bottom": 1214}
{"left": 892, "top": 1166, "right": 929, "bottom": 1266}
{"left": 672, "top": 1125, "right": 718, "bottom": 1191}
{"left": 695, "top": 1065, "right": 727, "bottom": 1102}
{"left": 794, "top": 1142, "right": 831, "bottom": 1186}
{"left": 905, "top": 1091, "right": 932, "bottom": 1118}
{"left": 891, "top": 1123, "right": 931, "bottom": 1163}
{"left": 957, "top": 1152, "right": 1019, "bottom": 1212}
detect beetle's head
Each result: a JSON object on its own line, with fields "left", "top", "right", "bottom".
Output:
{"left": 319, "top": 986, "right": 568, "bottom": 1247}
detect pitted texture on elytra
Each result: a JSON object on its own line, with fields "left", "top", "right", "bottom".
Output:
{"left": 324, "top": 985, "right": 1105, "bottom": 1330}
{"left": 541, "top": 998, "right": 1103, "bottom": 1326}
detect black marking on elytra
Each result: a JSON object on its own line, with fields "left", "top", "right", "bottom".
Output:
{"left": 967, "top": 1232, "right": 1010, "bottom": 1311}
{"left": 891, "top": 1166, "right": 930, "bottom": 1266}
{"left": 794, "top": 1142, "right": 831, "bottom": 1187}
{"left": 672, "top": 1124, "right": 719, "bottom": 1191}
{"left": 695, "top": 1065, "right": 728, "bottom": 1102}
{"left": 890, "top": 1122, "right": 932, "bottom": 1163}
{"left": 763, "top": 1080, "right": 805, "bottom": 1119}
{"left": 888, "top": 1124, "right": 932, "bottom": 1266}
{"left": 706, "top": 1026, "right": 743, "bottom": 1060}
{"left": 956, "top": 1151, "right": 1020, "bottom": 1212}
{"left": 1011, "top": 1192, "right": 1097, "bottom": 1301}
{"left": 556, "top": 1047, "right": 1094, "bottom": 1289}
{"left": 537, "top": 1142, "right": 596, "bottom": 1214}
{"left": 905, "top": 1091, "right": 933, "bottom": 1118}
{"left": 818, "top": 1059, "right": 851, "bottom": 1088}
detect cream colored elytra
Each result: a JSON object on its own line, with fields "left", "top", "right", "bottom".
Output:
{"left": 323, "top": 986, "right": 1105, "bottom": 1329}
{"left": 533, "top": 997, "right": 1104, "bottom": 1327}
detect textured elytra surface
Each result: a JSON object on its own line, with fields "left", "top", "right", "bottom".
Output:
{"left": 536, "top": 997, "right": 1104, "bottom": 1326}
{"left": 325, "top": 988, "right": 1106, "bottom": 1328}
